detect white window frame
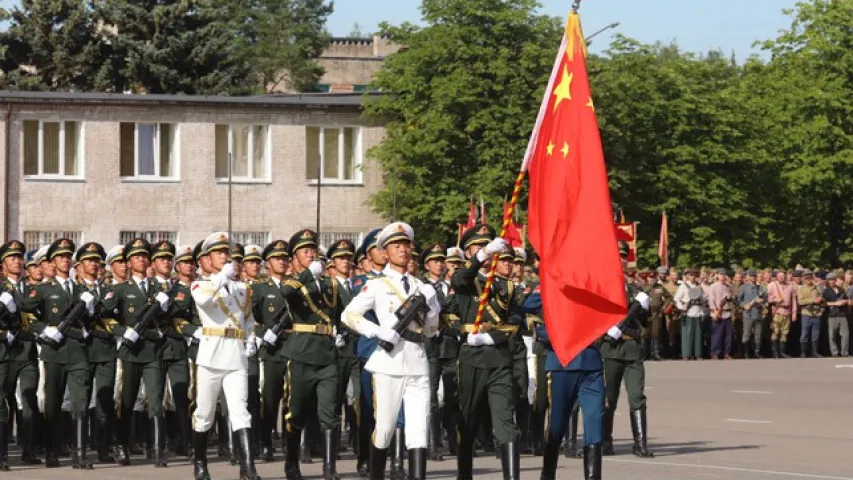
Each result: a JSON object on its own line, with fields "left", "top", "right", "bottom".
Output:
{"left": 22, "top": 119, "right": 85, "bottom": 181}
{"left": 307, "top": 126, "right": 363, "bottom": 186}
{"left": 231, "top": 232, "right": 270, "bottom": 246}
{"left": 22, "top": 231, "right": 83, "bottom": 248}
{"left": 119, "top": 231, "right": 179, "bottom": 245}
{"left": 319, "top": 232, "right": 362, "bottom": 249}
{"left": 216, "top": 124, "right": 272, "bottom": 184}
{"left": 121, "top": 123, "right": 181, "bottom": 182}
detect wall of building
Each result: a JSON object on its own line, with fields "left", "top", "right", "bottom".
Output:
{"left": 4, "top": 102, "right": 387, "bottom": 247}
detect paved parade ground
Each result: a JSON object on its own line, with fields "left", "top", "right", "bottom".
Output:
{"left": 7, "top": 357, "right": 853, "bottom": 479}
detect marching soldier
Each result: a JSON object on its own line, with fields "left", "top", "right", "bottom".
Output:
{"left": 22, "top": 238, "right": 97, "bottom": 469}
{"left": 419, "top": 243, "right": 449, "bottom": 461}
{"left": 343, "top": 222, "right": 440, "bottom": 480}
{"left": 36, "top": 245, "right": 56, "bottom": 282}
{"left": 452, "top": 225, "right": 521, "bottom": 480}
{"left": 646, "top": 267, "right": 672, "bottom": 361}
{"left": 278, "top": 229, "right": 343, "bottom": 480}
{"left": 101, "top": 238, "right": 170, "bottom": 467}
{"left": 0, "top": 256, "right": 14, "bottom": 470}
{"left": 439, "top": 247, "right": 463, "bottom": 457}
{"left": 601, "top": 241, "right": 653, "bottom": 459}
{"left": 25, "top": 249, "right": 43, "bottom": 285}
{"left": 1, "top": 240, "right": 41, "bottom": 465}
{"left": 241, "top": 245, "right": 264, "bottom": 456}
{"left": 189, "top": 232, "right": 261, "bottom": 480}
{"left": 253, "top": 239, "right": 292, "bottom": 461}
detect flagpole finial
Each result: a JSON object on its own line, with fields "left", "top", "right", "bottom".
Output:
{"left": 572, "top": 0, "right": 582, "bottom": 12}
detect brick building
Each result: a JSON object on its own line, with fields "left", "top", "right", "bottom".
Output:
{"left": 0, "top": 91, "right": 388, "bottom": 250}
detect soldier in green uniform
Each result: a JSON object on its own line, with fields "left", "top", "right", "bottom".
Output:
{"left": 438, "top": 247, "right": 462, "bottom": 457}
{"left": 601, "top": 241, "right": 654, "bottom": 459}
{"left": 279, "top": 230, "right": 343, "bottom": 480}
{"left": 101, "top": 238, "right": 169, "bottom": 467}
{"left": 187, "top": 242, "right": 207, "bottom": 436}
{"left": 170, "top": 245, "right": 201, "bottom": 453}
{"left": 0, "top": 252, "right": 14, "bottom": 470}
{"left": 253, "top": 239, "right": 292, "bottom": 461}
{"left": 22, "top": 238, "right": 95, "bottom": 469}
{"left": 419, "top": 243, "right": 448, "bottom": 460}
{"left": 75, "top": 242, "right": 120, "bottom": 464}
{"left": 325, "top": 240, "right": 359, "bottom": 456}
{"left": 1, "top": 240, "right": 42, "bottom": 465}
{"left": 646, "top": 267, "right": 673, "bottom": 361}
{"left": 452, "top": 225, "right": 521, "bottom": 480}
{"left": 241, "top": 244, "right": 264, "bottom": 457}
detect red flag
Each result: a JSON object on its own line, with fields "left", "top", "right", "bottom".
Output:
{"left": 524, "top": 12, "right": 627, "bottom": 366}
{"left": 466, "top": 200, "right": 477, "bottom": 229}
{"left": 503, "top": 201, "right": 524, "bottom": 248}
{"left": 658, "top": 211, "right": 669, "bottom": 267}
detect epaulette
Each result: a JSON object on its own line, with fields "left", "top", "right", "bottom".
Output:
{"left": 285, "top": 279, "right": 302, "bottom": 289}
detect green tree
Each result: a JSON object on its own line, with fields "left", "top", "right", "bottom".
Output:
{"left": 95, "top": 0, "right": 251, "bottom": 94}
{"left": 364, "top": 0, "right": 562, "bottom": 244}
{"left": 1, "top": 0, "right": 107, "bottom": 91}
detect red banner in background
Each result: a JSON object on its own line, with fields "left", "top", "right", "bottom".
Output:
{"left": 614, "top": 222, "right": 637, "bottom": 268}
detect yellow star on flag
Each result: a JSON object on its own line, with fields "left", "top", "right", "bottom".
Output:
{"left": 586, "top": 96, "right": 595, "bottom": 111}
{"left": 552, "top": 65, "right": 573, "bottom": 112}
{"left": 561, "top": 142, "right": 570, "bottom": 158}
{"left": 546, "top": 141, "right": 555, "bottom": 156}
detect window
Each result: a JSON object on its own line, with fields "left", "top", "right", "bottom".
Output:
{"left": 319, "top": 232, "right": 362, "bottom": 249}
{"left": 306, "top": 127, "right": 362, "bottom": 183}
{"left": 215, "top": 124, "right": 270, "bottom": 181}
{"left": 231, "top": 232, "right": 269, "bottom": 246}
{"left": 22, "top": 120, "right": 83, "bottom": 178}
{"left": 120, "top": 123, "right": 179, "bottom": 179}
{"left": 119, "top": 231, "right": 178, "bottom": 245}
{"left": 23, "top": 231, "right": 83, "bottom": 249}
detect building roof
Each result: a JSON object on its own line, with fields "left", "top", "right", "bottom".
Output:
{"left": 0, "top": 90, "right": 379, "bottom": 109}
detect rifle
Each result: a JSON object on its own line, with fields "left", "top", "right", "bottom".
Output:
{"left": 262, "top": 300, "right": 293, "bottom": 350}
{"left": 42, "top": 300, "right": 89, "bottom": 347}
{"left": 122, "top": 280, "right": 181, "bottom": 349}
{"left": 379, "top": 293, "right": 429, "bottom": 352}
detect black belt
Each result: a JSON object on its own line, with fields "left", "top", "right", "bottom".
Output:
{"left": 400, "top": 330, "right": 425, "bottom": 344}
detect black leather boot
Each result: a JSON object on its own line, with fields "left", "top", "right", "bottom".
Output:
{"left": 407, "top": 448, "right": 427, "bottom": 480}
{"left": 500, "top": 442, "right": 520, "bottom": 480}
{"left": 300, "top": 428, "right": 313, "bottom": 464}
{"left": 456, "top": 434, "right": 473, "bottom": 480}
{"left": 0, "top": 421, "right": 9, "bottom": 471}
{"left": 565, "top": 407, "right": 580, "bottom": 458}
{"left": 323, "top": 429, "right": 341, "bottom": 480}
{"left": 389, "top": 428, "right": 406, "bottom": 479}
{"left": 811, "top": 341, "right": 822, "bottom": 358}
{"left": 72, "top": 417, "right": 94, "bottom": 469}
{"left": 45, "top": 421, "right": 61, "bottom": 468}
{"left": 630, "top": 410, "right": 654, "bottom": 458}
{"left": 96, "top": 416, "right": 115, "bottom": 463}
{"left": 780, "top": 341, "right": 791, "bottom": 358}
{"left": 284, "top": 428, "right": 304, "bottom": 480}
{"left": 236, "top": 428, "right": 261, "bottom": 480}
{"left": 218, "top": 413, "right": 230, "bottom": 459}
{"left": 357, "top": 421, "right": 371, "bottom": 477}
{"left": 583, "top": 444, "right": 602, "bottom": 480}
{"left": 193, "top": 430, "right": 211, "bottom": 480}
{"left": 516, "top": 400, "right": 530, "bottom": 454}
{"left": 772, "top": 341, "right": 780, "bottom": 358}
{"left": 21, "top": 413, "right": 41, "bottom": 464}
{"left": 428, "top": 415, "right": 443, "bottom": 461}
{"left": 261, "top": 424, "right": 275, "bottom": 461}
{"left": 370, "top": 445, "right": 389, "bottom": 480}
{"left": 540, "top": 439, "right": 560, "bottom": 480}
{"left": 231, "top": 429, "right": 239, "bottom": 465}
{"left": 152, "top": 416, "right": 168, "bottom": 467}
{"left": 601, "top": 410, "right": 615, "bottom": 456}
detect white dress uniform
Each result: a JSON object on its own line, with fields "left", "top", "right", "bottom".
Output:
{"left": 190, "top": 265, "right": 257, "bottom": 434}
{"left": 343, "top": 254, "right": 440, "bottom": 449}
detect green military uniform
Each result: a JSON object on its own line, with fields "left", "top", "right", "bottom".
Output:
{"left": 240, "top": 244, "right": 264, "bottom": 458}
{"left": 21, "top": 238, "right": 93, "bottom": 468}
{"left": 601, "top": 241, "right": 654, "bottom": 458}
{"left": 646, "top": 269, "right": 673, "bottom": 361}
{"left": 251, "top": 240, "right": 292, "bottom": 460}
{"left": 100, "top": 238, "right": 167, "bottom": 466}
{"left": 74, "top": 242, "right": 119, "bottom": 464}
{"left": 0, "top": 240, "right": 41, "bottom": 465}
{"left": 438, "top": 248, "right": 465, "bottom": 456}
{"left": 0, "top": 242, "right": 24, "bottom": 470}
{"left": 278, "top": 229, "right": 342, "bottom": 480}
{"left": 452, "top": 225, "right": 522, "bottom": 480}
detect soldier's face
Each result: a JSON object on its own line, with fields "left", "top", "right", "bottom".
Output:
{"left": 52, "top": 254, "right": 72, "bottom": 275}
{"left": 111, "top": 260, "right": 128, "bottom": 280}
{"left": 360, "top": 257, "right": 373, "bottom": 273}
{"left": 266, "top": 257, "right": 288, "bottom": 276}
{"left": 82, "top": 258, "right": 99, "bottom": 277}
{"left": 332, "top": 256, "right": 352, "bottom": 277}
{"left": 426, "top": 259, "right": 445, "bottom": 278}
{"left": 2, "top": 255, "right": 23, "bottom": 276}
{"left": 209, "top": 250, "right": 228, "bottom": 271}
{"left": 153, "top": 257, "right": 173, "bottom": 278}
{"left": 446, "top": 262, "right": 459, "bottom": 278}
{"left": 176, "top": 260, "right": 195, "bottom": 279}
{"left": 199, "top": 256, "right": 212, "bottom": 274}
{"left": 294, "top": 247, "right": 316, "bottom": 270}
{"left": 128, "top": 254, "right": 150, "bottom": 276}
{"left": 368, "top": 247, "right": 387, "bottom": 268}
{"left": 496, "top": 259, "right": 512, "bottom": 277}
{"left": 243, "top": 260, "right": 261, "bottom": 279}
{"left": 232, "top": 260, "right": 243, "bottom": 277}
{"left": 27, "top": 265, "right": 43, "bottom": 282}
{"left": 384, "top": 241, "right": 412, "bottom": 269}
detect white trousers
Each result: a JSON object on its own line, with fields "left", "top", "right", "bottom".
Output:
{"left": 372, "top": 373, "right": 430, "bottom": 449}
{"left": 192, "top": 365, "right": 250, "bottom": 433}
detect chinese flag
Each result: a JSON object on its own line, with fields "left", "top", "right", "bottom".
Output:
{"left": 659, "top": 211, "right": 669, "bottom": 267}
{"left": 466, "top": 200, "right": 477, "bottom": 229}
{"left": 524, "top": 12, "right": 627, "bottom": 366}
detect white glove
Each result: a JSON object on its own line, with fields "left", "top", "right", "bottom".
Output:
{"left": 0, "top": 292, "right": 16, "bottom": 313}
{"left": 467, "top": 333, "right": 495, "bottom": 347}
{"left": 193, "top": 329, "right": 203, "bottom": 340}
{"left": 375, "top": 327, "right": 400, "bottom": 345}
{"left": 245, "top": 339, "right": 258, "bottom": 357}
{"left": 219, "top": 262, "right": 236, "bottom": 281}
{"left": 607, "top": 326, "right": 622, "bottom": 340}
{"left": 6, "top": 331, "right": 15, "bottom": 344}
{"left": 155, "top": 292, "right": 170, "bottom": 311}
{"left": 254, "top": 336, "right": 263, "bottom": 349}
{"left": 263, "top": 329, "right": 278, "bottom": 345}
{"left": 82, "top": 328, "right": 90, "bottom": 339}
{"left": 43, "top": 326, "right": 63, "bottom": 343}
{"left": 157, "top": 329, "right": 164, "bottom": 338}
{"left": 477, "top": 237, "right": 508, "bottom": 262}
{"left": 634, "top": 291, "right": 650, "bottom": 311}
{"left": 123, "top": 329, "right": 140, "bottom": 343}
{"left": 335, "top": 334, "right": 346, "bottom": 348}
{"left": 308, "top": 261, "right": 324, "bottom": 279}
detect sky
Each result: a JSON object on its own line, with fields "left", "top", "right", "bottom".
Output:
{"left": 328, "top": 0, "right": 798, "bottom": 60}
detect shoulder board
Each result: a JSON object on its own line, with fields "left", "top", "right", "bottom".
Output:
{"left": 285, "top": 279, "right": 302, "bottom": 289}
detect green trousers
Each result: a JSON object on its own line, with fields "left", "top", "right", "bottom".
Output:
{"left": 285, "top": 360, "right": 338, "bottom": 432}
{"left": 261, "top": 359, "right": 287, "bottom": 441}
{"left": 44, "top": 362, "right": 90, "bottom": 420}
{"left": 457, "top": 362, "right": 518, "bottom": 446}
{"left": 0, "top": 361, "right": 8, "bottom": 423}
{"left": 603, "top": 357, "right": 647, "bottom": 413}
{"left": 118, "top": 360, "right": 164, "bottom": 419}
{"left": 89, "top": 360, "right": 116, "bottom": 425}
{"left": 336, "top": 356, "right": 360, "bottom": 413}
{"left": 7, "top": 359, "right": 39, "bottom": 433}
